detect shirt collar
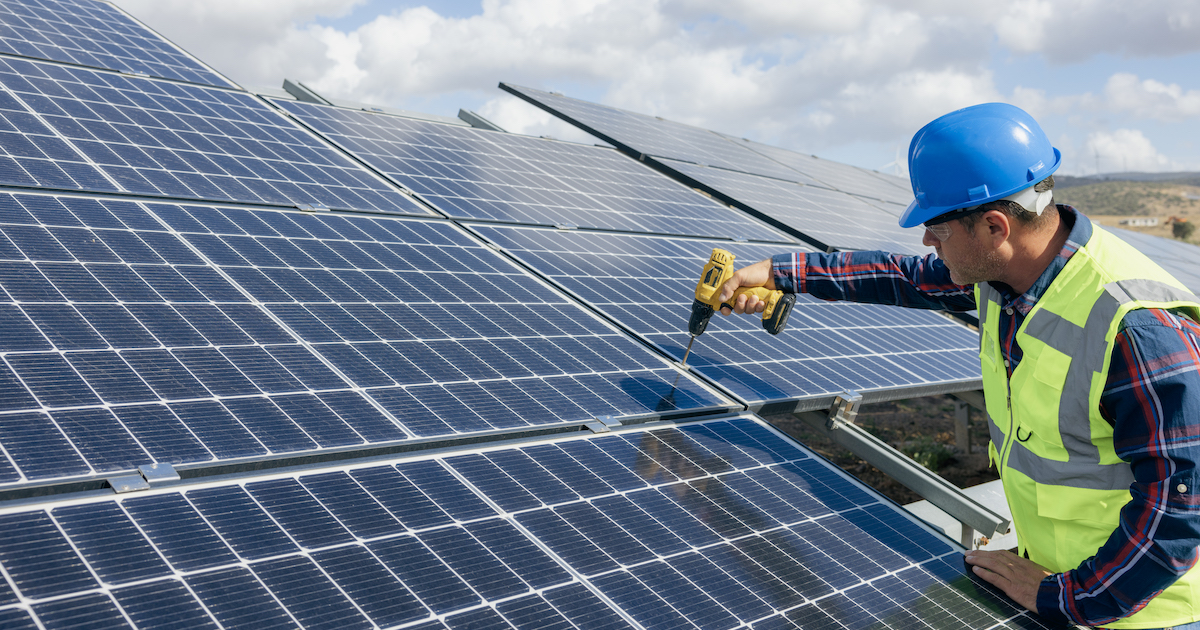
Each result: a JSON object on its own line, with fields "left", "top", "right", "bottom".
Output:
{"left": 992, "top": 204, "right": 1091, "bottom": 315}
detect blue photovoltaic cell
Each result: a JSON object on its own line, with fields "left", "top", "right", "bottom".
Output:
{"left": 0, "top": 57, "right": 424, "bottom": 214}
{"left": 272, "top": 98, "right": 792, "bottom": 242}
{"left": 0, "top": 0, "right": 233, "bottom": 87}
{"left": 0, "top": 416, "right": 1059, "bottom": 629}
{"left": 663, "top": 158, "right": 927, "bottom": 254}
{"left": 0, "top": 191, "right": 727, "bottom": 487}
{"left": 501, "top": 83, "right": 807, "bottom": 183}
{"left": 470, "top": 224, "right": 981, "bottom": 408}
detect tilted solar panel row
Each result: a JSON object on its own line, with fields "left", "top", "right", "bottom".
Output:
{"left": 499, "top": 83, "right": 806, "bottom": 184}
{"left": 716, "top": 133, "right": 913, "bottom": 203}
{"left": 271, "top": 97, "right": 793, "bottom": 242}
{"left": 0, "top": 190, "right": 728, "bottom": 488}
{"left": 0, "top": 56, "right": 425, "bottom": 214}
{"left": 498, "top": 83, "right": 934, "bottom": 254}
{"left": 661, "top": 159, "right": 925, "bottom": 254}
{"left": 468, "top": 224, "right": 981, "bottom": 412}
{"left": 0, "top": 416, "right": 1057, "bottom": 630}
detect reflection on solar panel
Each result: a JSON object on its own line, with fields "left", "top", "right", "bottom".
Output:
{"left": 663, "top": 159, "right": 927, "bottom": 254}
{"left": 270, "top": 98, "right": 792, "bottom": 241}
{"left": 0, "top": 57, "right": 424, "bottom": 213}
{"left": 0, "top": 416, "right": 1056, "bottom": 630}
{"left": 0, "top": 191, "right": 727, "bottom": 487}
{"left": 469, "top": 225, "right": 980, "bottom": 410}
{"left": 0, "top": 0, "right": 232, "bottom": 87}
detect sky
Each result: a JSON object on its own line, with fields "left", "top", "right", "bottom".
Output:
{"left": 112, "top": 0, "right": 1200, "bottom": 179}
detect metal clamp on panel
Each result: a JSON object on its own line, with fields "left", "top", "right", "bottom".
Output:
{"left": 139, "top": 463, "right": 180, "bottom": 484}
{"left": 108, "top": 463, "right": 180, "bottom": 494}
{"left": 597, "top": 415, "right": 622, "bottom": 429}
{"left": 109, "top": 475, "right": 150, "bottom": 494}
{"left": 586, "top": 416, "right": 622, "bottom": 434}
{"left": 826, "top": 390, "right": 862, "bottom": 429}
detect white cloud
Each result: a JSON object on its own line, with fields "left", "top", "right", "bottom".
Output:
{"left": 113, "top": 0, "right": 362, "bottom": 89}
{"left": 992, "top": 0, "right": 1200, "bottom": 62}
{"left": 1083, "top": 129, "right": 1180, "bottom": 173}
{"left": 1102, "top": 73, "right": 1200, "bottom": 121}
{"left": 660, "top": 0, "right": 871, "bottom": 36}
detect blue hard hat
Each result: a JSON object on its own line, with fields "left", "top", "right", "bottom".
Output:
{"left": 899, "top": 102, "right": 1061, "bottom": 228}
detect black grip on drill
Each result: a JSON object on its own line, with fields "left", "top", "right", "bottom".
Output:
{"left": 761, "top": 293, "right": 795, "bottom": 335}
{"left": 688, "top": 299, "right": 714, "bottom": 336}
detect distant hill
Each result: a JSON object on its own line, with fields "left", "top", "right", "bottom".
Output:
{"left": 1056, "top": 172, "right": 1200, "bottom": 188}
{"left": 1051, "top": 176, "right": 1200, "bottom": 245}
{"left": 1054, "top": 180, "right": 1200, "bottom": 217}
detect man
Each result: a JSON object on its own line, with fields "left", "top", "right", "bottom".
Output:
{"left": 718, "top": 103, "right": 1200, "bottom": 629}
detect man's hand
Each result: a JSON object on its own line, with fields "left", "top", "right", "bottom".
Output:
{"left": 964, "top": 549, "right": 1052, "bottom": 613}
{"left": 717, "top": 258, "right": 775, "bottom": 315}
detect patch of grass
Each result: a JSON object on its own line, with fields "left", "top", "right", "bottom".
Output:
{"left": 901, "top": 436, "right": 957, "bottom": 472}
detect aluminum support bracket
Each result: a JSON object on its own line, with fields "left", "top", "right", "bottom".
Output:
{"left": 794, "top": 392, "right": 1010, "bottom": 540}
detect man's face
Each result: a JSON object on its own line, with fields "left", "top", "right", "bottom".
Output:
{"left": 922, "top": 216, "right": 1005, "bottom": 285}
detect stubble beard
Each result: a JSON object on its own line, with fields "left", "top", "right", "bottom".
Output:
{"left": 937, "top": 242, "right": 1006, "bottom": 286}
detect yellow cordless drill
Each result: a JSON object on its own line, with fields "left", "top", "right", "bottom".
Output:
{"left": 681, "top": 248, "right": 795, "bottom": 366}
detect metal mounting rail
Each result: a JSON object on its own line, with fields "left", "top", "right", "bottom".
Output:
{"left": 793, "top": 391, "right": 1010, "bottom": 542}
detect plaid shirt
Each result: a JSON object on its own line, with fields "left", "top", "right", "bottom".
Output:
{"left": 771, "top": 206, "right": 1200, "bottom": 626}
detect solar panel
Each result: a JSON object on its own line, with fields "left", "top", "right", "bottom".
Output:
{"left": 468, "top": 224, "right": 981, "bottom": 411}
{"left": 0, "top": 415, "right": 1056, "bottom": 630}
{"left": 0, "top": 57, "right": 425, "bottom": 214}
{"left": 0, "top": 0, "right": 234, "bottom": 87}
{"left": 663, "top": 159, "right": 928, "bottom": 254}
{"left": 1108, "top": 226, "right": 1200, "bottom": 294}
{"left": 500, "top": 83, "right": 809, "bottom": 184}
{"left": 270, "top": 98, "right": 793, "bottom": 241}
{"left": 497, "top": 84, "right": 936, "bottom": 254}
{"left": 0, "top": 190, "right": 730, "bottom": 488}
{"left": 716, "top": 133, "right": 914, "bottom": 203}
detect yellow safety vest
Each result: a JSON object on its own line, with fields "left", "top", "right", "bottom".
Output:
{"left": 979, "top": 226, "right": 1200, "bottom": 628}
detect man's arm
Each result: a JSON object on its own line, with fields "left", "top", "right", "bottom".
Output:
{"left": 719, "top": 250, "right": 976, "bottom": 315}
{"left": 1036, "top": 308, "right": 1200, "bottom": 626}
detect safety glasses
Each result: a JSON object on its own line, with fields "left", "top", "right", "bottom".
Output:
{"left": 923, "top": 205, "right": 984, "bottom": 242}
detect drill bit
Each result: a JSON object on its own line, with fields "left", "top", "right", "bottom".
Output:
{"left": 680, "top": 335, "right": 696, "bottom": 367}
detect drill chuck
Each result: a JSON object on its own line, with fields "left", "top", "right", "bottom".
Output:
{"left": 688, "top": 299, "right": 714, "bottom": 336}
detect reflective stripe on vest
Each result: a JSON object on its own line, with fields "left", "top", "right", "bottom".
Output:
{"left": 1004, "top": 280, "right": 1200, "bottom": 490}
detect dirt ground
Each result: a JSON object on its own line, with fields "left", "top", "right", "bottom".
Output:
{"left": 763, "top": 395, "right": 999, "bottom": 506}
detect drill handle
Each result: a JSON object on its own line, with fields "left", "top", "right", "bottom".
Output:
{"left": 722, "top": 287, "right": 795, "bottom": 335}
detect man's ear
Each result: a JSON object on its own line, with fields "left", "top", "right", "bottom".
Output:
{"left": 980, "top": 209, "right": 1011, "bottom": 247}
